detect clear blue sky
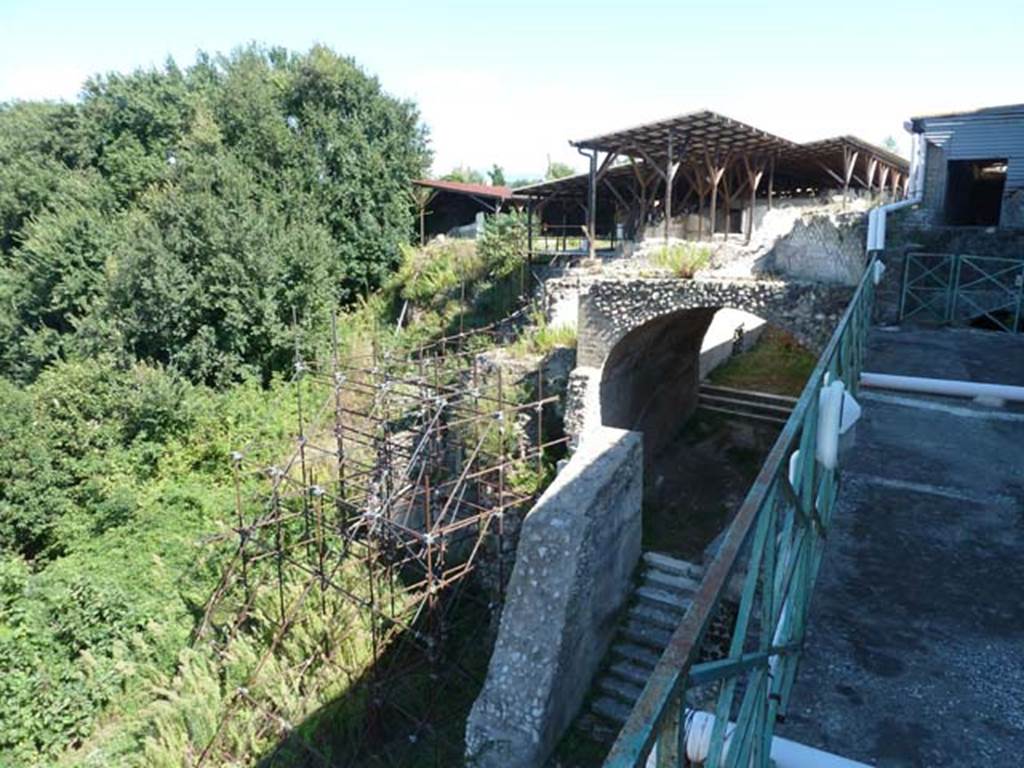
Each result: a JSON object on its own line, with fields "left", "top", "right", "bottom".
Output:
{"left": 1, "top": 0, "right": 1020, "bottom": 179}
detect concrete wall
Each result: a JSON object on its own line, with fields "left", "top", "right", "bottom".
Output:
{"left": 600, "top": 307, "right": 715, "bottom": 460}
{"left": 698, "top": 308, "right": 766, "bottom": 380}
{"left": 465, "top": 426, "right": 643, "bottom": 768}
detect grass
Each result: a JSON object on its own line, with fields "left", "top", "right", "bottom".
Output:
{"left": 708, "top": 326, "right": 816, "bottom": 397}
{"left": 510, "top": 314, "right": 577, "bottom": 357}
{"left": 649, "top": 242, "right": 711, "bottom": 278}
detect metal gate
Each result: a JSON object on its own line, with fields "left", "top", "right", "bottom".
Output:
{"left": 899, "top": 252, "right": 1024, "bottom": 333}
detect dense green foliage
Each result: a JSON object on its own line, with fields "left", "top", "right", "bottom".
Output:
{"left": 0, "top": 44, "right": 429, "bottom": 387}
{"left": 0, "top": 358, "right": 299, "bottom": 764}
{"left": 0, "top": 41, "right": 553, "bottom": 766}
{"left": 0, "top": 43, "right": 436, "bottom": 766}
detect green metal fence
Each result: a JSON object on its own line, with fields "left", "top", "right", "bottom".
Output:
{"left": 899, "top": 252, "right": 1024, "bottom": 333}
{"left": 602, "top": 258, "right": 878, "bottom": 768}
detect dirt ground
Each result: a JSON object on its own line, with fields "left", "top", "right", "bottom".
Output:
{"left": 642, "top": 410, "right": 780, "bottom": 562}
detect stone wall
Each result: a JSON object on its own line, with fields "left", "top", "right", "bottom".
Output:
{"left": 577, "top": 277, "right": 852, "bottom": 368}
{"left": 762, "top": 212, "right": 867, "bottom": 285}
{"left": 921, "top": 140, "right": 947, "bottom": 223}
{"left": 465, "top": 426, "right": 643, "bottom": 768}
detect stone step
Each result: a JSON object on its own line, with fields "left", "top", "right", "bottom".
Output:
{"left": 597, "top": 673, "right": 643, "bottom": 705}
{"left": 627, "top": 601, "right": 686, "bottom": 632}
{"left": 697, "top": 402, "right": 790, "bottom": 426}
{"left": 642, "top": 551, "right": 705, "bottom": 581}
{"left": 591, "top": 695, "right": 632, "bottom": 726}
{"left": 610, "top": 640, "right": 661, "bottom": 669}
{"left": 635, "top": 585, "right": 692, "bottom": 613}
{"left": 699, "top": 384, "right": 798, "bottom": 408}
{"left": 698, "top": 392, "right": 795, "bottom": 415}
{"left": 607, "top": 660, "right": 651, "bottom": 688}
{"left": 621, "top": 620, "right": 672, "bottom": 651}
{"left": 641, "top": 569, "right": 701, "bottom": 596}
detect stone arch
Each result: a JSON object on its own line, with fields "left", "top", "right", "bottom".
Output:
{"left": 600, "top": 306, "right": 718, "bottom": 459}
{"left": 577, "top": 278, "right": 851, "bottom": 370}
{"left": 565, "top": 278, "right": 852, "bottom": 458}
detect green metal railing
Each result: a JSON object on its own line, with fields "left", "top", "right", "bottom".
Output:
{"left": 603, "top": 258, "right": 878, "bottom": 768}
{"left": 899, "top": 252, "right": 1024, "bottom": 333}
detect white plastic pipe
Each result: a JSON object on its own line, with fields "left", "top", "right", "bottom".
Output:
{"left": 861, "top": 372, "right": 1024, "bottom": 403}
{"left": 866, "top": 195, "right": 922, "bottom": 253}
{"left": 645, "top": 710, "right": 871, "bottom": 768}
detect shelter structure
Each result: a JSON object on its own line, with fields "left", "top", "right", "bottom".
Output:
{"left": 412, "top": 178, "right": 523, "bottom": 243}
{"left": 515, "top": 110, "right": 909, "bottom": 260}
{"left": 906, "top": 103, "right": 1024, "bottom": 227}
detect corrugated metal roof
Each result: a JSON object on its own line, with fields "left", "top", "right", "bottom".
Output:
{"left": 413, "top": 178, "right": 515, "bottom": 199}
{"left": 910, "top": 103, "right": 1024, "bottom": 125}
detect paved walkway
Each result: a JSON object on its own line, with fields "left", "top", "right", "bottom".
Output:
{"left": 778, "top": 327, "right": 1024, "bottom": 767}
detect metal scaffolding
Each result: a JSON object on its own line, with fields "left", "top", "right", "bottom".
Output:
{"left": 191, "top": 321, "right": 568, "bottom": 766}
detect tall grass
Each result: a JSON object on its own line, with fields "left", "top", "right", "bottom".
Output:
{"left": 649, "top": 242, "right": 711, "bottom": 278}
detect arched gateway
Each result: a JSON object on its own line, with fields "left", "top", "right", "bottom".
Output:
{"left": 569, "top": 277, "right": 853, "bottom": 456}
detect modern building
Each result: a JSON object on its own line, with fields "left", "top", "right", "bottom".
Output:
{"left": 906, "top": 103, "right": 1024, "bottom": 227}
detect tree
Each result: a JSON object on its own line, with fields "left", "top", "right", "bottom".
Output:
{"left": 0, "top": 44, "right": 431, "bottom": 386}
{"left": 881, "top": 135, "right": 903, "bottom": 155}
{"left": 545, "top": 159, "right": 576, "bottom": 180}
{"left": 507, "top": 176, "right": 540, "bottom": 189}
{"left": 441, "top": 165, "right": 485, "bottom": 184}
{"left": 488, "top": 164, "right": 506, "bottom": 187}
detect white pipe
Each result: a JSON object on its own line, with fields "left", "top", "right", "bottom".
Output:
{"left": 646, "top": 710, "right": 871, "bottom": 768}
{"left": 866, "top": 195, "right": 921, "bottom": 253}
{"left": 861, "top": 372, "right": 1024, "bottom": 403}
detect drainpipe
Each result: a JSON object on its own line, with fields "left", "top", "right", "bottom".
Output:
{"left": 866, "top": 132, "right": 923, "bottom": 254}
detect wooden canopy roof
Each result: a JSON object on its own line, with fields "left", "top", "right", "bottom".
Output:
{"left": 513, "top": 163, "right": 636, "bottom": 199}
{"left": 571, "top": 109, "right": 795, "bottom": 159}
{"left": 790, "top": 136, "right": 908, "bottom": 172}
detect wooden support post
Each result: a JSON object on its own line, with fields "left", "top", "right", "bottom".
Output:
{"left": 892, "top": 170, "right": 903, "bottom": 201}
{"left": 768, "top": 156, "right": 775, "bottom": 210}
{"left": 679, "top": 163, "right": 706, "bottom": 241}
{"left": 414, "top": 187, "right": 437, "bottom": 246}
{"left": 842, "top": 147, "right": 859, "bottom": 208}
{"left": 743, "top": 155, "right": 765, "bottom": 245}
{"left": 865, "top": 157, "right": 878, "bottom": 199}
{"left": 664, "top": 135, "right": 681, "bottom": 244}
{"left": 526, "top": 199, "right": 534, "bottom": 269}
{"left": 706, "top": 150, "right": 727, "bottom": 241}
{"left": 878, "top": 164, "right": 891, "bottom": 202}
{"left": 630, "top": 158, "right": 656, "bottom": 242}
{"left": 586, "top": 150, "right": 598, "bottom": 261}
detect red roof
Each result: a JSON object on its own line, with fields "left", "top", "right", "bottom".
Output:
{"left": 413, "top": 178, "right": 515, "bottom": 199}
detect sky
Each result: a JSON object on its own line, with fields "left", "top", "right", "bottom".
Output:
{"left": 1, "top": 0, "right": 1021, "bottom": 180}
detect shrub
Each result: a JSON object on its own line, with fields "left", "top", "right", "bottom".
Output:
{"left": 649, "top": 242, "right": 711, "bottom": 278}
{"left": 477, "top": 211, "right": 527, "bottom": 278}
{"left": 511, "top": 312, "right": 578, "bottom": 356}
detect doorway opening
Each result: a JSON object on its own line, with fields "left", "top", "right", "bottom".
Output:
{"left": 944, "top": 158, "right": 1007, "bottom": 225}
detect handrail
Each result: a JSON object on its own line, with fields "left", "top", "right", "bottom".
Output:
{"left": 603, "top": 256, "right": 879, "bottom": 767}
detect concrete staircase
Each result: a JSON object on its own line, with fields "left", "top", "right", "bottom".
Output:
{"left": 588, "top": 551, "right": 703, "bottom": 728}
{"left": 697, "top": 383, "right": 796, "bottom": 426}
